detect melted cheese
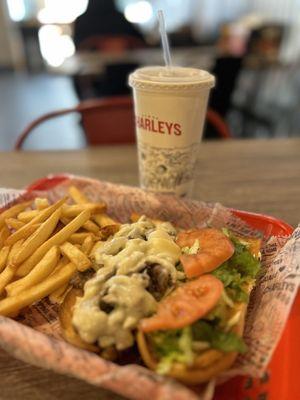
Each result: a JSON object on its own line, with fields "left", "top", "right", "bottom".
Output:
{"left": 73, "top": 274, "right": 157, "bottom": 349}
{"left": 72, "top": 216, "right": 181, "bottom": 350}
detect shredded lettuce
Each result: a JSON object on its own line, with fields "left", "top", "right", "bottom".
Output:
{"left": 150, "top": 320, "right": 247, "bottom": 374}
{"left": 212, "top": 234, "right": 260, "bottom": 303}
{"left": 205, "top": 294, "right": 231, "bottom": 328}
{"left": 227, "top": 282, "right": 249, "bottom": 303}
{"left": 149, "top": 231, "right": 258, "bottom": 373}
{"left": 226, "top": 310, "right": 242, "bottom": 330}
{"left": 150, "top": 327, "right": 194, "bottom": 374}
{"left": 222, "top": 227, "right": 230, "bottom": 237}
{"left": 229, "top": 240, "right": 260, "bottom": 278}
{"left": 181, "top": 239, "right": 200, "bottom": 255}
{"left": 221, "top": 289, "right": 235, "bottom": 308}
{"left": 192, "top": 320, "right": 247, "bottom": 353}
{"left": 227, "top": 232, "right": 261, "bottom": 278}
{"left": 212, "top": 262, "right": 249, "bottom": 302}
{"left": 212, "top": 262, "right": 244, "bottom": 287}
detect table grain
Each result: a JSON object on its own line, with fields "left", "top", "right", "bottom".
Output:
{"left": 0, "top": 138, "right": 299, "bottom": 400}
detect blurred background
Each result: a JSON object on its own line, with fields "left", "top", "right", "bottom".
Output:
{"left": 1, "top": 0, "right": 300, "bottom": 150}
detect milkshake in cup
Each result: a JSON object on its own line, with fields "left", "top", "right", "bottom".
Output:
{"left": 129, "top": 66, "right": 215, "bottom": 196}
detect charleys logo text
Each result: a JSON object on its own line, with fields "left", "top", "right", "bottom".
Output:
{"left": 136, "top": 115, "right": 182, "bottom": 136}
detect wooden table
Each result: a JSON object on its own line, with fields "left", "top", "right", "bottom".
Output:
{"left": 0, "top": 138, "right": 299, "bottom": 399}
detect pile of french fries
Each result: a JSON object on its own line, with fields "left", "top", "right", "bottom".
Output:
{"left": 0, "top": 186, "right": 119, "bottom": 317}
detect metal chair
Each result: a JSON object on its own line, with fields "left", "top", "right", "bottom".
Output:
{"left": 15, "top": 96, "right": 232, "bottom": 150}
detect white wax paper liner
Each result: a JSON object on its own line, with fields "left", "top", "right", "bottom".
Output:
{"left": 0, "top": 175, "right": 298, "bottom": 400}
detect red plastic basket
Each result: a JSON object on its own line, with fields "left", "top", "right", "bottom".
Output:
{"left": 26, "top": 175, "right": 298, "bottom": 400}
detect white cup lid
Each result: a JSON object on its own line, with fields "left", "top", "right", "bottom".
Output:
{"left": 129, "top": 66, "right": 215, "bottom": 92}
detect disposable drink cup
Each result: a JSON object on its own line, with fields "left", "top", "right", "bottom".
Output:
{"left": 129, "top": 66, "right": 215, "bottom": 196}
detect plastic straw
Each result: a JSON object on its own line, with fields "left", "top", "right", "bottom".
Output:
{"left": 157, "top": 10, "right": 172, "bottom": 67}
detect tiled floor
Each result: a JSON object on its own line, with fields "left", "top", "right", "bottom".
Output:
{"left": 0, "top": 72, "right": 86, "bottom": 151}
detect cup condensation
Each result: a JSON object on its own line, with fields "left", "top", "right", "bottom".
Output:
{"left": 129, "top": 66, "right": 215, "bottom": 196}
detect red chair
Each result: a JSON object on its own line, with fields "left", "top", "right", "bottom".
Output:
{"left": 15, "top": 96, "right": 232, "bottom": 150}
{"left": 206, "top": 108, "right": 232, "bottom": 139}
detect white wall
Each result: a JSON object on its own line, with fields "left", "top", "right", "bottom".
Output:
{"left": 0, "top": 1, "right": 24, "bottom": 69}
{"left": 249, "top": 0, "right": 300, "bottom": 23}
{"left": 190, "top": 0, "right": 249, "bottom": 38}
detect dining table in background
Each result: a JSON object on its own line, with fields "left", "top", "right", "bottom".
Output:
{"left": 47, "top": 46, "right": 216, "bottom": 76}
{"left": 0, "top": 137, "right": 299, "bottom": 400}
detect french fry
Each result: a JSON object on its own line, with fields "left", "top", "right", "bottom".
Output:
{"left": 17, "top": 209, "right": 39, "bottom": 222}
{"left": 0, "top": 262, "right": 77, "bottom": 316}
{"left": 6, "top": 197, "right": 67, "bottom": 246}
{"left": 68, "top": 186, "right": 117, "bottom": 229}
{"left": 0, "top": 246, "right": 10, "bottom": 273}
{"left": 51, "top": 256, "right": 69, "bottom": 275}
{"left": 0, "top": 225, "right": 10, "bottom": 247}
{"left": 20, "top": 205, "right": 55, "bottom": 221}
{"left": 0, "top": 265, "right": 15, "bottom": 295}
{"left": 8, "top": 239, "right": 24, "bottom": 263}
{"left": 51, "top": 282, "right": 69, "bottom": 297}
{"left": 81, "top": 235, "right": 94, "bottom": 255}
{"left": 60, "top": 217, "right": 71, "bottom": 225}
{"left": 68, "top": 186, "right": 88, "bottom": 204}
{"left": 16, "top": 209, "right": 91, "bottom": 277}
{"left": 5, "top": 218, "right": 25, "bottom": 230}
{"left": 61, "top": 217, "right": 99, "bottom": 235}
{"left": 34, "top": 197, "right": 50, "bottom": 210}
{"left": 61, "top": 203, "right": 106, "bottom": 218}
{"left": 5, "top": 223, "right": 40, "bottom": 246}
{"left": 12, "top": 208, "right": 62, "bottom": 266}
{"left": 82, "top": 220, "right": 100, "bottom": 234}
{"left": 6, "top": 246, "right": 60, "bottom": 297}
{"left": 0, "top": 201, "right": 32, "bottom": 230}
{"left": 60, "top": 242, "right": 91, "bottom": 272}
{"left": 49, "top": 282, "right": 70, "bottom": 304}
{"left": 0, "top": 240, "right": 24, "bottom": 293}
{"left": 98, "top": 224, "right": 120, "bottom": 240}
{"left": 69, "top": 232, "right": 97, "bottom": 244}
{"left": 93, "top": 213, "right": 118, "bottom": 227}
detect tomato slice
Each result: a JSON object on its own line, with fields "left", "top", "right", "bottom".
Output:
{"left": 176, "top": 228, "right": 235, "bottom": 278}
{"left": 139, "top": 275, "right": 223, "bottom": 332}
